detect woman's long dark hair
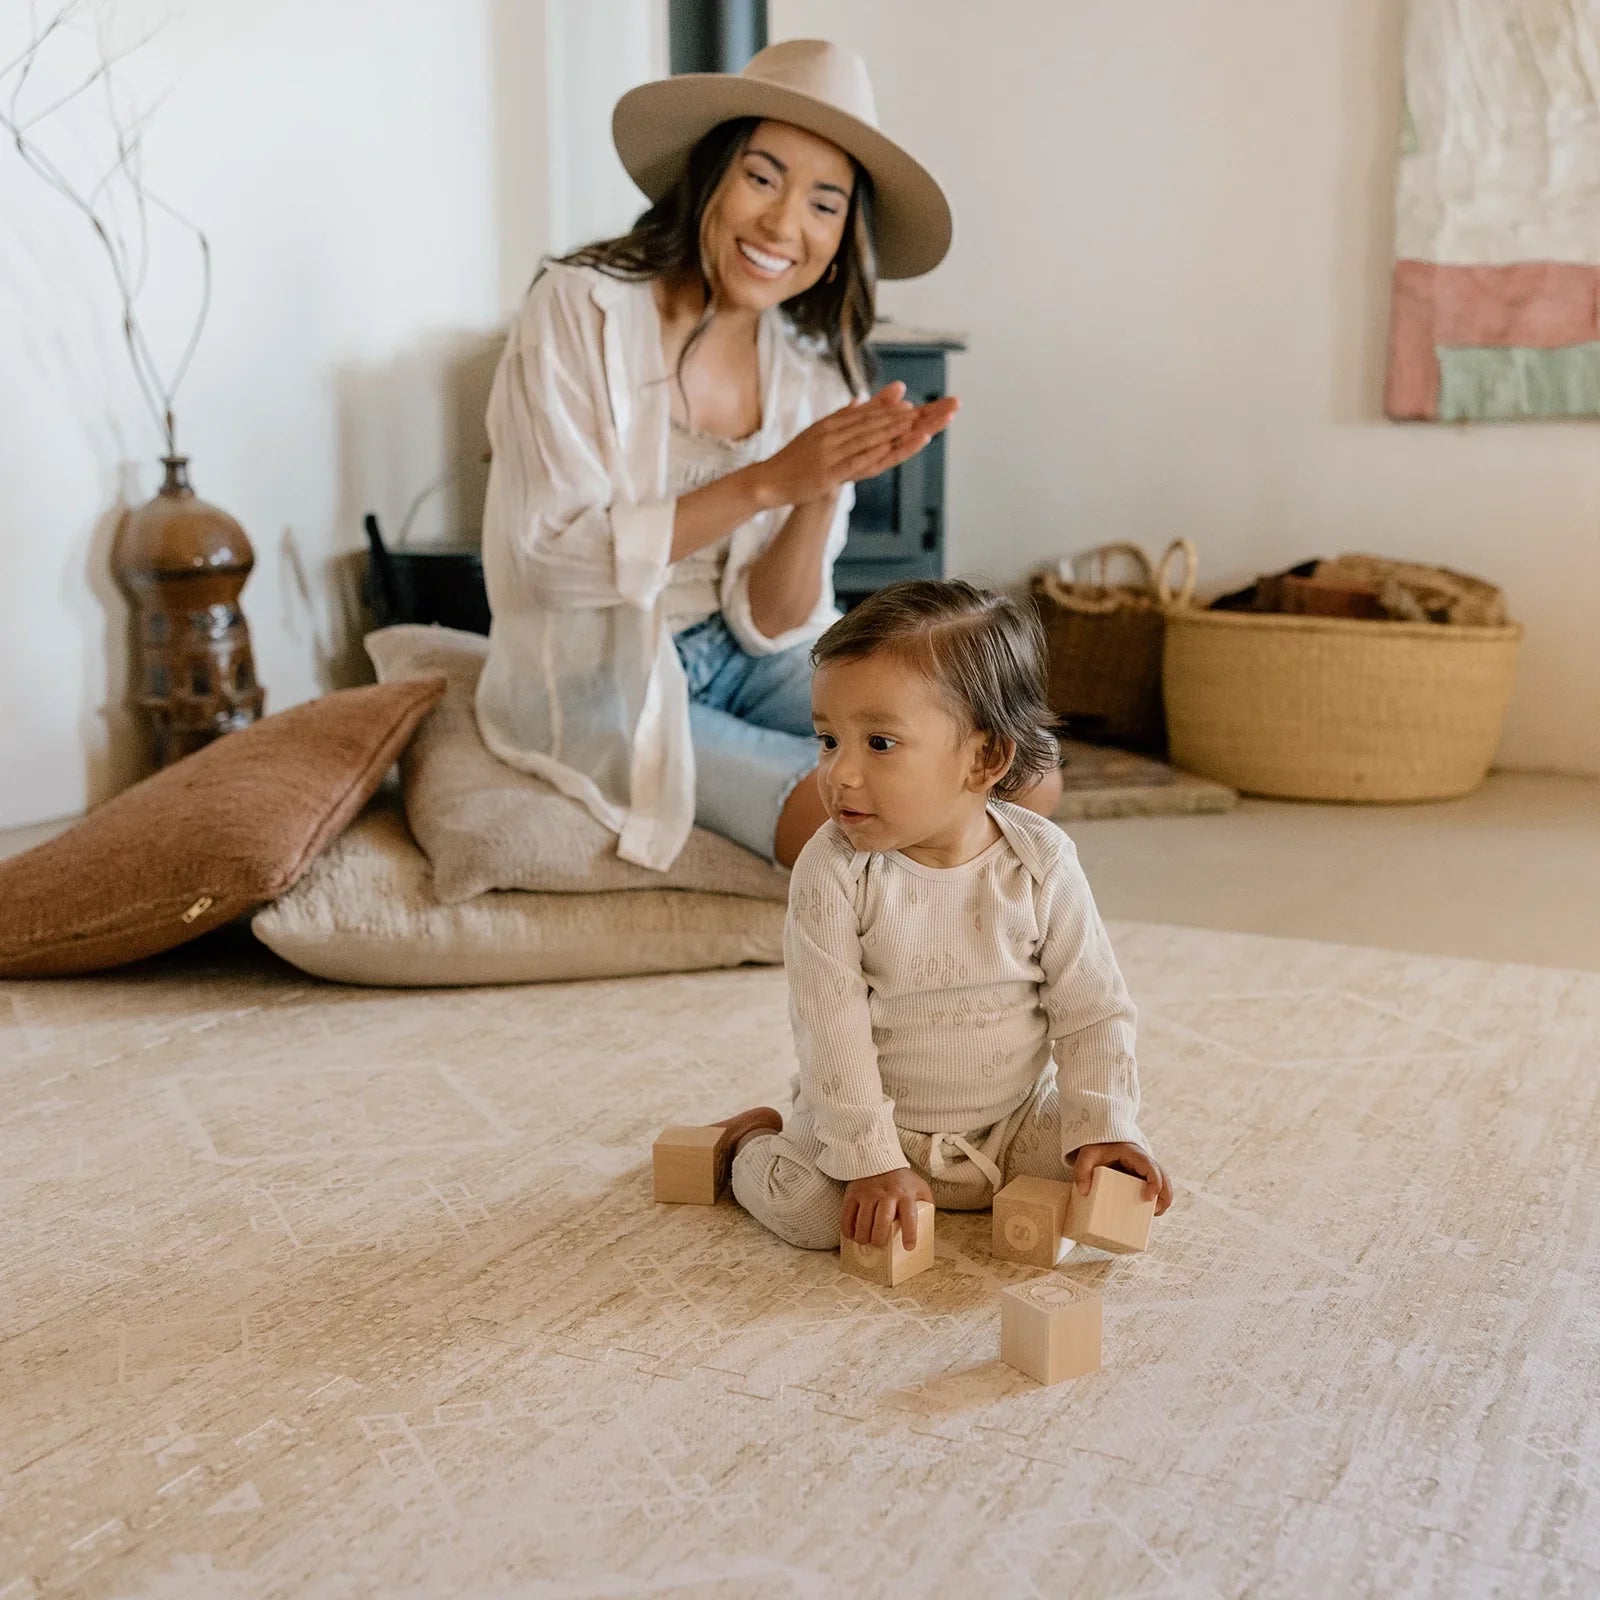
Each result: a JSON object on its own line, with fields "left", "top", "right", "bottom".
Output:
{"left": 556, "top": 118, "right": 878, "bottom": 398}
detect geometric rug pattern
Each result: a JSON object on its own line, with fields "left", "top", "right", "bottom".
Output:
{"left": 2, "top": 923, "right": 1597, "bottom": 1597}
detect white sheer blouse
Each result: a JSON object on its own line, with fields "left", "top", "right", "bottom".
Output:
{"left": 474, "top": 262, "right": 856, "bottom": 871}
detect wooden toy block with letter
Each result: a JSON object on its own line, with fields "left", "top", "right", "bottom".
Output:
{"left": 1000, "top": 1277, "right": 1103, "bottom": 1385}
{"left": 839, "top": 1200, "right": 936, "bottom": 1286}
{"left": 652, "top": 1125, "right": 731, "bottom": 1205}
{"left": 992, "top": 1176, "right": 1073, "bottom": 1267}
{"left": 1063, "top": 1165, "right": 1155, "bottom": 1254}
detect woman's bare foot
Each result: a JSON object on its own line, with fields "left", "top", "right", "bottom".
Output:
{"left": 716, "top": 1105, "right": 783, "bottom": 1155}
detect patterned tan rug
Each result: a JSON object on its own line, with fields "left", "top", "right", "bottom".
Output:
{"left": 2, "top": 923, "right": 1597, "bottom": 1599}
{"left": 1053, "top": 742, "right": 1237, "bottom": 821}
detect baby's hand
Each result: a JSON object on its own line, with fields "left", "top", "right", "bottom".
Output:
{"left": 841, "top": 1167, "right": 934, "bottom": 1249}
{"left": 1071, "top": 1142, "right": 1174, "bottom": 1216}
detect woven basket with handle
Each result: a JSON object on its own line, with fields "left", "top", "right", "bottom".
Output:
{"left": 1162, "top": 610, "right": 1523, "bottom": 802}
{"left": 1030, "top": 540, "right": 1197, "bottom": 751}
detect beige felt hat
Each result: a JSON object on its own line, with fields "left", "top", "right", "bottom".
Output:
{"left": 612, "top": 39, "right": 952, "bottom": 280}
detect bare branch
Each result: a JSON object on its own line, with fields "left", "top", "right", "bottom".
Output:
{"left": 94, "top": 73, "right": 166, "bottom": 310}
{"left": 0, "top": 2, "right": 83, "bottom": 87}
{"left": 4, "top": 119, "right": 169, "bottom": 436}
{"left": 2, "top": 1, "right": 212, "bottom": 456}
{"left": 148, "top": 190, "right": 211, "bottom": 418}
{"left": 13, "top": 1, "right": 162, "bottom": 128}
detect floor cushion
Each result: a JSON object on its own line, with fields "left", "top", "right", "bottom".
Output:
{"left": 365, "top": 625, "right": 792, "bottom": 905}
{"left": 252, "top": 798, "right": 784, "bottom": 987}
{"left": 0, "top": 679, "right": 445, "bottom": 977}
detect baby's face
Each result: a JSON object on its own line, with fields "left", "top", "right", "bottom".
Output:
{"left": 811, "top": 651, "right": 994, "bottom": 856}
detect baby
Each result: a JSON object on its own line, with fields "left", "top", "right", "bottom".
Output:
{"left": 719, "top": 579, "right": 1172, "bottom": 1253}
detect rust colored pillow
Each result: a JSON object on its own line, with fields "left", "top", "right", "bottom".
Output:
{"left": 0, "top": 679, "right": 445, "bottom": 977}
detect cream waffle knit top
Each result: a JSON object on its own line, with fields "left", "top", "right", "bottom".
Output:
{"left": 784, "top": 801, "right": 1147, "bottom": 1183}
{"left": 661, "top": 419, "right": 762, "bottom": 636}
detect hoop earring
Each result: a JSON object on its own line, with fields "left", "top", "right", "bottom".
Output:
{"left": 826, "top": 262, "right": 838, "bottom": 284}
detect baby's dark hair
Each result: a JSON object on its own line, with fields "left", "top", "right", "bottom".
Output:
{"left": 811, "top": 579, "right": 1061, "bottom": 801}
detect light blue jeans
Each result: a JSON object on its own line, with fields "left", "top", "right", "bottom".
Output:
{"left": 674, "top": 614, "right": 819, "bottom": 863}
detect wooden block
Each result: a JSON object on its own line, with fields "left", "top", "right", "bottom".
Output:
{"left": 1063, "top": 1165, "right": 1154, "bottom": 1254}
{"left": 1000, "top": 1277, "right": 1103, "bottom": 1385}
{"left": 651, "top": 1125, "right": 731, "bottom": 1205}
{"left": 1277, "top": 572, "right": 1386, "bottom": 621}
{"left": 839, "top": 1201, "right": 936, "bottom": 1286}
{"left": 992, "top": 1176, "right": 1073, "bottom": 1268}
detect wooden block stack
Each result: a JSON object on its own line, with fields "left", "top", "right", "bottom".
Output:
{"left": 651, "top": 1125, "right": 732, "bottom": 1205}
{"left": 991, "top": 1166, "right": 1157, "bottom": 1385}
{"left": 839, "top": 1200, "right": 936, "bottom": 1287}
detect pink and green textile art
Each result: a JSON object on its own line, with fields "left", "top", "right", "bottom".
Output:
{"left": 1386, "top": 1, "right": 1600, "bottom": 423}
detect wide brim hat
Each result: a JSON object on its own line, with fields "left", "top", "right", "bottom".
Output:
{"left": 612, "top": 39, "right": 952, "bottom": 280}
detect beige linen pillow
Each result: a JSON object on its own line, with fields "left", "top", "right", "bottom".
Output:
{"left": 0, "top": 678, "right": 445, "bottom": 977}
{"left": 364, "top": 625, "right": 793, "bottom": 905}
{"left": 252, "top": 799, "right": 784, "bottom": 987}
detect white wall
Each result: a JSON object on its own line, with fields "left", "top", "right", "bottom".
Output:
{"left": 774, "top": 0, "right": 1600, "bottom": 775}
{"left": 0, "top": 0, "right": 664, "bottom": 829}
{"left": 547, "top": 0, "right": 670, "bottom": 256}
{"left": 8, "top": 0, "right": 1592, "bottom": 829}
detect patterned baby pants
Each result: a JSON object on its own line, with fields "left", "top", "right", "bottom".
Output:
{"left": 731, "top": 1071, "right": 1077, "bottom": 1250}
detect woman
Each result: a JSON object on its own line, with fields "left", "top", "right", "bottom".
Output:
{"left": 476, "top": 39, "right": 1061, "bottom": 872}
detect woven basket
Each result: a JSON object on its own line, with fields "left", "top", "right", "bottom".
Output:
{"left": 1163, "top": 610, "right": 1523, "bottom": 802}
{"left": 1031, "top": 540, "right": 1197, "bottom": 752}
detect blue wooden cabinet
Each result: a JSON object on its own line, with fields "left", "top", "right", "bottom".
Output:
{"left": 835, "top": 332, "right": 964, "bottom": 608}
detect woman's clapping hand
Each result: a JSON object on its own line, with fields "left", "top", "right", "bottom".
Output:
{"left": 754, "top": 381, "right": 959, "bottom": 510}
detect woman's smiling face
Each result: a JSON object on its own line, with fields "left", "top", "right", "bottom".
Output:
{"left": 701, "top": 119, "right": 855, "bottom": 310}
